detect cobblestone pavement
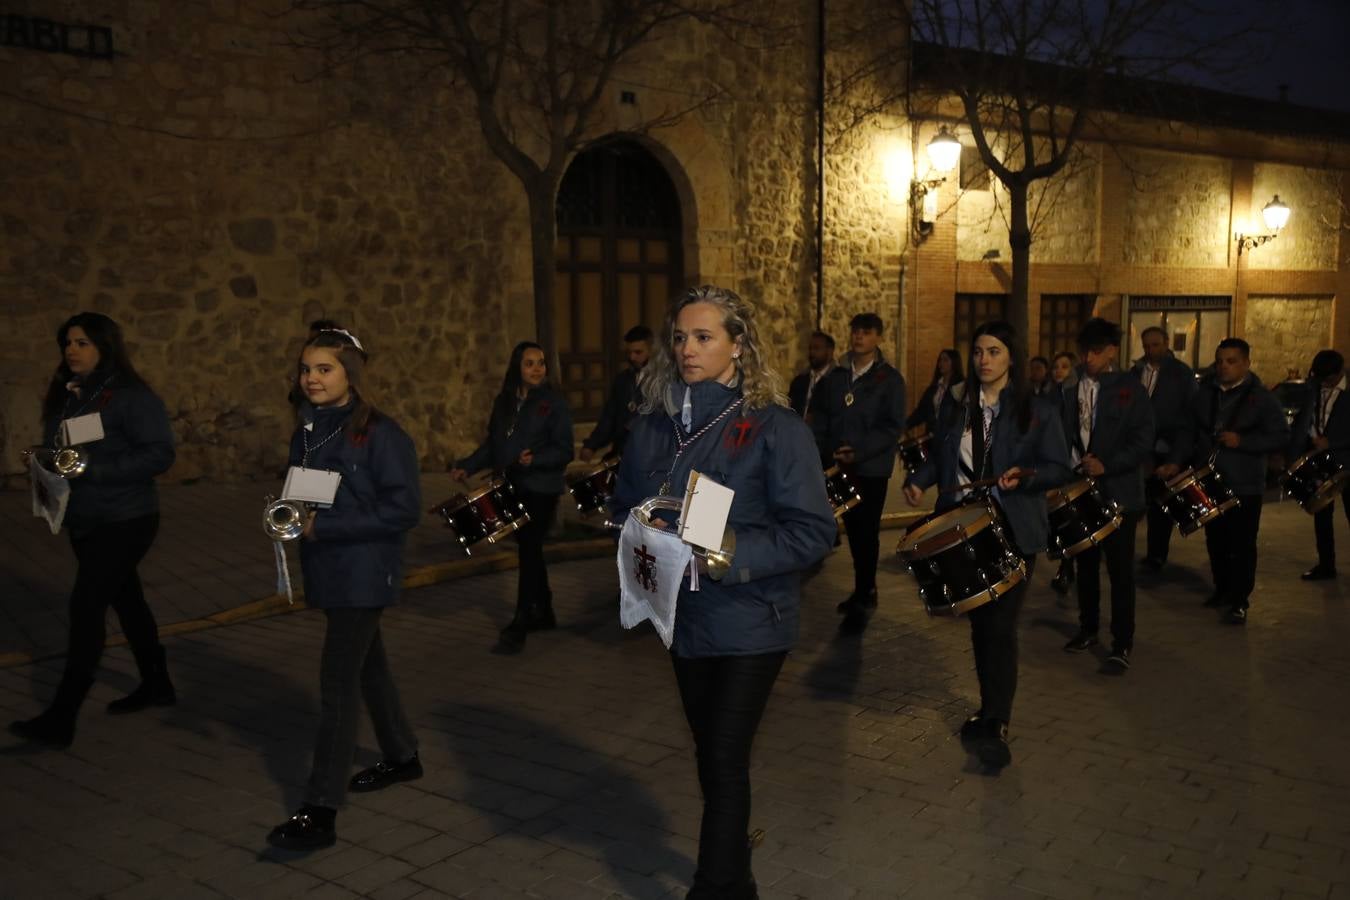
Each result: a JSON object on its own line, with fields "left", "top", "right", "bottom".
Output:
{"left": 2, "top": 488, "right": 1350, "bottom": 898}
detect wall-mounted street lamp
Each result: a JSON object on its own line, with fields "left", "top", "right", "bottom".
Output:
{"left": 1234, "top": 194, "right": 1291, "bottom": 255}
{"left": 912, "top": 125, "right": 962, "bottom": 239}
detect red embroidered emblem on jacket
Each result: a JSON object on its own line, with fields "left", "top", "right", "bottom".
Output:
{"left": 96, "top": 389, "right": 113, "bottom": 410}
{"left": 537, "top": 401, "right": 551, "bottom": 417}
{"left": 723, "top": 416, "right": 760, "bottom": 454}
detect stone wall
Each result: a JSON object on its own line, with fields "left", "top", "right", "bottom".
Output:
{"left": 1120, "top": 149, "right": 1232, "bottom": 268}
{"left": 1244, "top": 295, "right": 1334, "bottom": 384}
{"left": 957, "top": 143, "right": 1100, "bottom": 265}
{"left": 1248, "top": 164, "right": 1343, "bottom": 272}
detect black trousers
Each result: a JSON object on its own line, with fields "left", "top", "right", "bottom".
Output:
{"left": 842, "top": 476, "right": 889, "bottom": 596}
{"left": 1075, "top": 512, "right": 1140, "bottom": 650}
{"left": 1313, "top": 487, "right": 1350, "bottom": 569}
{"left": 58, "top": 514, "right": 163, "bottom": 705}
{"left": 514, "top": 491, "right": 560, "bottom": 618}
{"left": 672, "top": 651, "right": 786, "bottom": 899}
{"left": 306, "top": 608, "right": 417, "bottom": 809}
{"left": 1144, "top": 472, "right": 1175, "bottom": 563}
{"left": 968, "top": 555, "right": 1034, "bottom": 724}
{"left": 1204, "top": 495, "right": 1263, "bottom": 610}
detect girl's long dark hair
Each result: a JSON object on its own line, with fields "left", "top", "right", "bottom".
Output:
{"left": 932, "top": 348, "right": 964, "bottom": 387}
{"left": 494, "top": 341, "right": 549, "bottom": 419}
{"left": 299, "top": 331, "right": 379, "bottom": 437}
{"left": 42, "top": 312, "right": 150, "bottom": 422}
{"left": 963, "top": 321, "right": 1033, "bottom": 433}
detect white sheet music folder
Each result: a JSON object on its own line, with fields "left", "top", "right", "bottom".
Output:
{"left": 679, "top": 470, "right": 733, "bottom": 552}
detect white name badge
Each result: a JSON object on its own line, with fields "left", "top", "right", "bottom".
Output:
{"left": 282, "top": 466, "right": 342, "bottom": 508}
{"left": 60, "top": 413, "right": 105, "bottom": 446}
{"left": 679, "top": 470, "right": 734, "bottom": 553}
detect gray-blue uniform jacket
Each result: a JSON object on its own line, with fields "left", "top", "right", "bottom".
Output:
{"left": 1170, "top": 374, "right": 1289, "bottom": 497}
{"left": 1129, "top": 353, "right": 1196, "bottom": 460}
{"left": 290, "top": 405, "right": 422, "bottom": 608}
{"left": 906, "top": 388, "right": 1072, "bottom": 556}
{"left": 809, "top": 353, "right": 907, "bottom": 478}
{"left": 458, "top": 384, "right": 575, "bottom": 495}
{"left": 611, "top": 380, "right": 837, "bottom": 658}
{"left": 43, "top": 371, "right": 175, "bottom": 530}
{"left": 1057, "top": 369, "right": 1155, "bottom": 514}
{"left": 1288, "top": 378, "right": 1350, "bottom": 467}
{"left": 584, "top": 368, "right": 641, "bottom": 457}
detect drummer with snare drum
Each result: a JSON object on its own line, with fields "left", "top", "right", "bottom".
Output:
{"left": 902, "top": 321, "right": 1070, "bottom": 770}
{"left": 450, "top": 341, "right": 575, "bottom": 654}
{"left": 1132, "top": 326, "right": 1197, "bottom": 572}
{"left": 579, "top": 324, "right": 651, "bottom": 463}
{"left": 1056, "top": 319, "right": 1154, "bottom": 673}
{"left": 1288, "top": 349, "right": 1350, "bottom": 581}
{"left": 1158, "top": 338, "right": 1288, "bottom": 625}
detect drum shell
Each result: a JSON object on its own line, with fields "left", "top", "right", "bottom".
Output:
{"left": 435, "top": 478, "right": 530, "bottom": 552}
{"left": 898, "top": 433, "right": 931, "bottom": 473}
{"left": 1281, "top": 450, "right": 1349, "bottom": 514}
{"left": 1157, "top": 464, "right": 1239, "bottom": 536}
{"left": 569, "top": 458, "right": 619, "bottom": 515}
{"left": 1045, "top": 479, "right": 1121, "bottom": 560}
{"left": 823, "top": 465, "right": 860, "bottom": 519}
{"left": 897, "top": 503, "right": 1026, "bottom": 615}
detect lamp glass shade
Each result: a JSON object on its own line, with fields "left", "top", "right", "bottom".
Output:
{"left": 927, "top": 128, "right": 962, "bottom": 174}
{"left": 1262, "top": 195, "right": 1291, "bottom": 231}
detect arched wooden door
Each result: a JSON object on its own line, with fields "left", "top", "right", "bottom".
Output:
{"left": 555, "top": 140, "right": 684, "bottom": 418}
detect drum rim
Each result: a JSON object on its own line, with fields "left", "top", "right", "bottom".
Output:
{"left": 482, "top": 515, "right": 530, "bottom": 544}
{"left": 461, "top": 477, "right": 508, "bottom": 505}
{"left": 1176, "top": 496, "right": 1240, "bottom": 535}
{"left": 832, "top": 496, "right": 860, "bottom": 520}
{"left": 1163, "top": 463, "right": 1216, "bottom": 495}
{"left": 1056, "top": 514, "right": 1122, "bottom": 559}
{"left": 899, "top": 432, "right": 931, "bottom": 448}
{"left": 925, "top": 557, "right": 1027, "bottom": 616}
{"left": 898, "top": 503, "right": 996, "bottom": 557}
{"left": 1298, "top": 470, "right": 1350, "bottom": 512}
{"left": 1047, "top": 477, "right": 1096, "bottom": 511}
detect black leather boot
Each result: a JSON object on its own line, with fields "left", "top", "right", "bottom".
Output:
{"left": 9, "top": 673, "right": 92, "bottom": 748}
{"left": 528, "top": 592, "right": 557, "bottom": 631}
{"left": 107, "top": 646, "right": 176, "bottom": 714}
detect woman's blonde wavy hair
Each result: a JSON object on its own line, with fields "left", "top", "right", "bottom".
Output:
{"left": 637, "top": 284, "right": 786, "bottom": 414}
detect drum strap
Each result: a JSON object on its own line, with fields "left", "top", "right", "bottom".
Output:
{"left": 1210, "top": 381, "right": 1254, "bottom": 436}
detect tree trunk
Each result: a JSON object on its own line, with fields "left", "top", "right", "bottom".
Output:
{"left": 1007, "top": 178, "right": 1032, "bottom": 360}
{"left": 526, "top": 180, "right": 562, "bottom": 381}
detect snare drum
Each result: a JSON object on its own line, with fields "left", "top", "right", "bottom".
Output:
{"left": 569, "top": 456, "right": 620, "bottom": 516}
{"left": 896, "top": 500, "right": 1026, "bottom": 616}
{"left": 824, "top": 465, "right": 860, "bottom": 519}
{"left": 1046, "top": 478, "right": 1121, "bottom": 559}
{"left": 1281, "top": 449, "right": 1350, "bottom": 514}
{"left": 898, "top": 432, "right": 932, "bottom": 474}
{"left": 1157, "top": 464, "right": 1239, "bottom": 536}
{"left": 431, "top": 477, "right": 530, "bottom": 553}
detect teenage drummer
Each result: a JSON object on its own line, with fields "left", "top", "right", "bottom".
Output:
{"left": 450, "top": 341, "right": 575, "bottom": 653}
{"left": 1288, "top": 350, "right": 1350, "bottom": 580}
{"left": 1159, "top": 338, "right": 1288, "bottom": 625}
{"left": 580, "top": 325, "right": 652, "bottom": 463}
{"left": 809, "top": 312, "right": 907, "bottom": 633}
{"left": 906, "top": 348, "right": 963, "bottom": 435}
{"left": 903, "top": 321, "right": 1070, "bottom": 769}
{"left": 1057, "top": 319, "right": 1154, "bottom": 673}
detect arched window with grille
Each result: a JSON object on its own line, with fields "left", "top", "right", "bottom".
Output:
{"left": 555, "top": 140, "right": 684, "bottom": 418}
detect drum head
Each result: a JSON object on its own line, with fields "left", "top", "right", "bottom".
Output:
{"left": 898, "top": 503, "right": 992, "bottom": 557}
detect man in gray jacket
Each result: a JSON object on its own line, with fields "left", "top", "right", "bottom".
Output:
{"left": 1131, "top": 326, "right": 1197, "bottom": 571}
{"left": 1288, "top": 349, "right": 1350, "bottom": 580}
{"left": 1162, "top": 338, "right": 1289, "bottom": 624}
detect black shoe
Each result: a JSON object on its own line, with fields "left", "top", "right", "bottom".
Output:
{"left": 1104, "top": 646, "right": 1131, "bottom": 672}
{"left": 838, "top": 606, "right": 870, "bottom": 635}
{"left": 267, "top": 806, "right": 337, "bottom": 852}
{"left": 108, "top": 647, "right": 175, "bottom": 714}
{"left": 959, "top": 712, "right": 984, "bottom": 741}
{"left": 8, "top": 710, "right": 75, "bottom": 748}
{"left": 349, "top": 753, "right": 423, "bottom": 793}
{"left": 1063, "top": 633, "right": 1099, "bottom": 653}
{"left": 1140, "top": 556, "right": 1164, "bottom": 573}
{"left": 1202, "top": 593, "right": 1226, "bottom": 608}
{"left": 492, "top": 623, "right": 527, "bottom": 655}
{"left": 1301, "top": 566, "right": 1337, "bottom": 581}
{"left": 836, "top": 589, "right": 877, "bottom": 614}
{"left": 977, "top": 720, "right": 1012, "bottom": 769}
{"left": 1227, "top": 607, "right": 1247, "bottom": 625}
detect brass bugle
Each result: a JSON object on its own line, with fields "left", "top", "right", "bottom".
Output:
{"left": 263, "top": 495, "right": 309, "bottom": 542}
{"left": 22, "top": 446, "right": 88, "bottom": 478}
{"left": 632, "top": 496, "right": 736, "bottom": 581}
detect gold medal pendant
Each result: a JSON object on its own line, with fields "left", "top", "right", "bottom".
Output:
{"left": 845, "top": 392, "right": 855, "bottom": 407}
{"left": 659, "top": 481, "right": 671, "bottom": 496}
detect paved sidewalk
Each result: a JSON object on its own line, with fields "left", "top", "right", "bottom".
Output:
{"left": 2, "top": 494, "right": 1350, "bottom": 898}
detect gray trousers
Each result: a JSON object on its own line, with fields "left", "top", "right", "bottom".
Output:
{"left": 305, "top": 608, "right": 417, "bottom": 808}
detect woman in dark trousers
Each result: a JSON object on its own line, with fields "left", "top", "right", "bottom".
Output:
{"left": 612, "top": 286, "right": 837, "bottom": 899}
{"left": 451, "top": 341, "right": 574, "bottom": 654}
{"left": 904, "top": 321, "right": 1070, "bottom": 769}
{"left": 10, "top": 313, "right": 176, "bottom": 749}
{"left": 906, "top": 348, "right": 964, "bottom": 435}
{"left": 267, "top": 329, "right": 423, "bottom": 852}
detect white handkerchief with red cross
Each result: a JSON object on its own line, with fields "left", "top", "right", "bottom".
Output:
{"left": 617, "top": 510, "right": 692, "bottom": 648}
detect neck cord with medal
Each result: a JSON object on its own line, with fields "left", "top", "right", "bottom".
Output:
{"left": 658, "top": 395, "right": 744, "bottom": 496}
{"left": 277, "top": 414, "right": 347, "bottom": 607}
{"left": 302, "top": 418, "right": 347, "bottom": 467}
{"left": 56, "top": 373, "right": 117, "bottom": 447}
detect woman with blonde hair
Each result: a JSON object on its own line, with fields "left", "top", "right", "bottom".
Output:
{"left": 611, "top": 285, "right": 836, "bottom": 899}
